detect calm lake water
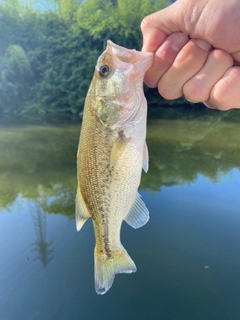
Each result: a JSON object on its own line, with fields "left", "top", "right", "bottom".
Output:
{"left": 1, "top": 107, "right": 240, "bottom": 320}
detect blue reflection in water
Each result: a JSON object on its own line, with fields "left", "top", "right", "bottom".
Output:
{"left": 1, "top": 114, "right": 240, "bottom": 320}
{"left": 1, "top": 169, "right": 240, "bottom": 320}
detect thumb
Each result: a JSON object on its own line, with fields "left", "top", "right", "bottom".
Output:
{"left": 141, "top": 3, "right": 185, "bottom": 52}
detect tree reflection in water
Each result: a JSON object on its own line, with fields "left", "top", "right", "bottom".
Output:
{"left": 1, "top": 109, "right": 240, "bottom": 216}
{"left": 30, "top": 202, "right": 54, "bottom": 268}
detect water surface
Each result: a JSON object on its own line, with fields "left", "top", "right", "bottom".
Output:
{"left": 1, "top": 109, "right": 240, "bottom": 320}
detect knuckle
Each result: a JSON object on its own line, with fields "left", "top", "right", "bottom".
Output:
{"left": 140, "top": 15, "right": 151, "bottom": 32}
{"left": 209, "top": 89, "right": 229, "bottom": 110}
{"left": 158, "top": 82, "right": 182, "bottom": 100}
{"left": 144, "top": 77, "right": 158, "bottom": 88}
{"left": 209, "top": 71, "right": 238, "bottom": 110}
{"left": 211, "top": 49, "right": 233, "bottom": 66}
{"left": 183, "top": 81, "right": 207, "bottom": 103}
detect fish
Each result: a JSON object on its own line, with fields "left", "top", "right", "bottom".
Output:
{"left": 76, "top": 40, "right": 153, "bottom": 295}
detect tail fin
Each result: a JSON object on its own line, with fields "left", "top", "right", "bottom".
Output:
{"left": 94, "top": 246, "right": 137, "bottom": 295}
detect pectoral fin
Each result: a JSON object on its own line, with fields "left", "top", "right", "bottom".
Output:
{"left": 110, "top": 130, "right": 131, "bottom": 165}
{"left": 124, "top": 193, "right": 149, "bottom": 229}
{"left": 75, "top": 186, "right": 91, "bottom": 231}
{"left": 142, "top": 141, "right": 149, "bottom": 173}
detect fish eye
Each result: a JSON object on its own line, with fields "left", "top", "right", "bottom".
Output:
{"left": 99, "top": 65, "right": 110, "bottom": 77}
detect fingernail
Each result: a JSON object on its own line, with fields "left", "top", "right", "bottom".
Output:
{"left": 195, "top": 39, "right": 212, "bottom": 52}
{"left": 170, "top": 32, "right": 189, "bottom": 51}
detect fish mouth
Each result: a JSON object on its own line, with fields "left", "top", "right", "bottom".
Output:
{"left": 106, "top": 40, "right": 153, "bottom": 71}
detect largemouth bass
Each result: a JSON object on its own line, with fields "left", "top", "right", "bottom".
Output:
{"left": 76, "top": 40, "right": 153, "bottom": 295}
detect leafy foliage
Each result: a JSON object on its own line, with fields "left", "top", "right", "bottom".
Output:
{"left": 0, "top": 0, "right": 171, "bottom": 115}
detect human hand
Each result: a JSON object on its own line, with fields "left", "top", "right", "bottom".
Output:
{"left": 141, "top": 0, "right": 240, "bottom": 110}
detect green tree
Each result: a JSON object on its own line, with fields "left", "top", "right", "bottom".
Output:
{"left": 0, "top": 0, "right": 173, "bottom": 115}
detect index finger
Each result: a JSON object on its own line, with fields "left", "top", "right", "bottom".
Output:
{"left": 141, "top": 16, "right": 167, "bottom": 52}
{"left": 140, "top": 5, "right": 180, "bottom": 52}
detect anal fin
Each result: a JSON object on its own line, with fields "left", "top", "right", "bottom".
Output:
{"left": 75, "top": 186, "right": 91, "bottom": 231}
{"left": 124, "top": 192, "right": 149, "bottom": 229}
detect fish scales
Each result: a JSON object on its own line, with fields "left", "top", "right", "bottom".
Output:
{"left": 76, "top": 40, "right": 153, "bottom": 295}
